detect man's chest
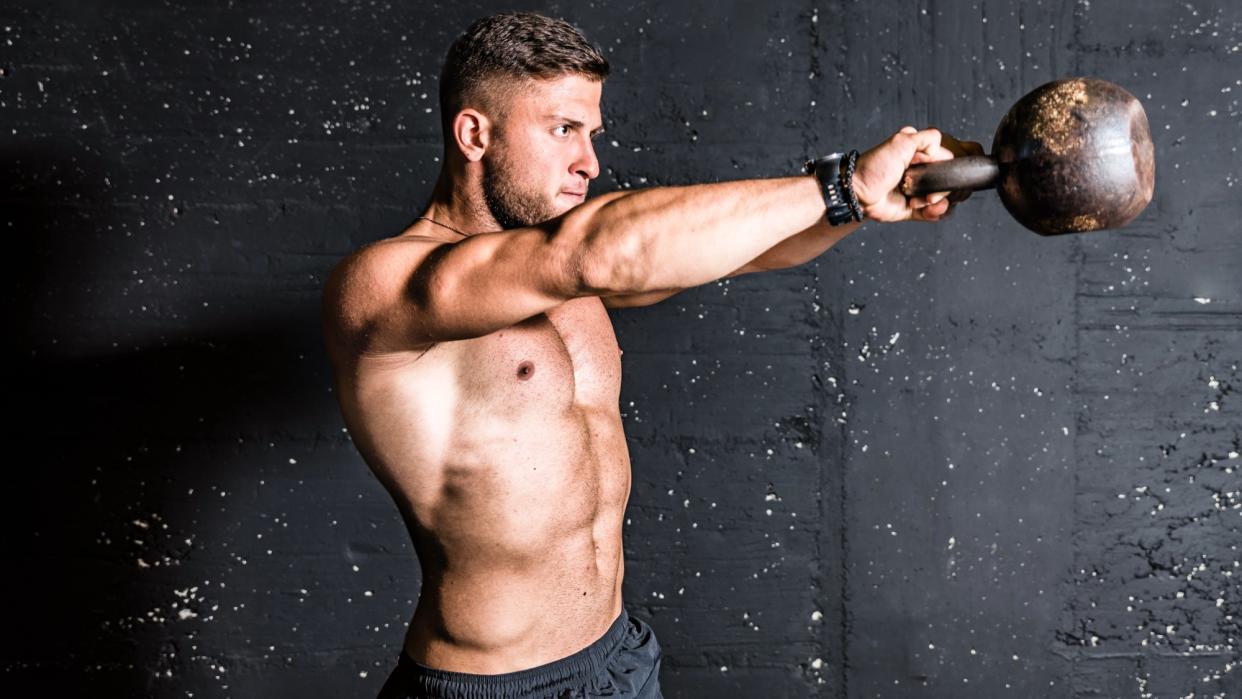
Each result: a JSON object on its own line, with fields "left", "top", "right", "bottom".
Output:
{"left": 456, "top": 297, "right": 622, "bottom": 410}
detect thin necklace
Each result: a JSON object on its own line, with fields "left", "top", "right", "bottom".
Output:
{"left": 417, "top": 216, "right": 468, "bottom": 239}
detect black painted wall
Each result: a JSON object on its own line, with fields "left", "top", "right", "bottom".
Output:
{"left": 3, "top": 1, "right": 1239, "bottom": 697}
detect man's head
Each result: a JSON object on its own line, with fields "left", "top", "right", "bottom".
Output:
{"left": 439, "top": 12, "right": 609, "bottom": 229}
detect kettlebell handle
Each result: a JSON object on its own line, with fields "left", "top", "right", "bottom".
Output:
{"left": 900, "top": 155, "right": 1000, "bottom": 197}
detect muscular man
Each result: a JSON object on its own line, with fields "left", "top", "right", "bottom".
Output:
{"left": 320, "top": 12, "right": 977, "bottom": 699}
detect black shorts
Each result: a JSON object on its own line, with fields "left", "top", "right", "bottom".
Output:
{"left": 377, "top": 608, "right": 663, "bottom": 699}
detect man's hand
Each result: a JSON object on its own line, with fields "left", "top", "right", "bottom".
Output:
{"left": 852, "top": 126, "right": 985, "bottom": 223}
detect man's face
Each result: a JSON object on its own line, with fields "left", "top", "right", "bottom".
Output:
{"left": 482, "top": 74, "right": 604, "bottom": 229}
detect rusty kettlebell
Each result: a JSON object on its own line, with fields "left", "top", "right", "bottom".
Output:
{"left": 901, "top": 77, "right": 1156, "bottom": 235}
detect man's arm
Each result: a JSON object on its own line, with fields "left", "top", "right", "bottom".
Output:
{"left": 322, "top": 128, "right": 958, "bottom": 353}
{"left": 600, "top": 218, "right": 853, "bottom": 309}
{"left": 323, "top": 177, "right": 834, "bottom": 351}
{"left": 322, "top": 219, "right": 597, "bottom": 355}
{"left": 598, "top": 129, "right": 983, "bottom": 309}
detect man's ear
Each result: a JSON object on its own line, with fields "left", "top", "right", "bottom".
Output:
{"left": 452, "top": 109, "right": 491, "bottom": 162}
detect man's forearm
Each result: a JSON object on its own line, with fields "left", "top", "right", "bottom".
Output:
{"left": 571, "top": 176, "right": 845, "bottom": 294}
{"left": 742, "top": 217, "right": 860, "bottom": 272}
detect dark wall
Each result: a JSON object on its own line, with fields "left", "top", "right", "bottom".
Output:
{"left": 3, "top": 1, "right": 1239, "bottom": 697}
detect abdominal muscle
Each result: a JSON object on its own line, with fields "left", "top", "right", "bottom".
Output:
{"left": 406, "top": 513, "right": 626, "bottom": 674}
{"left": 402, "top": 408, "right": 630, "bottom": 674}
{"left": 399, "top": 407, "right": 625, "bottom": 675}
{"left": 338, "top": 327, "right": 632, "bottom": 675}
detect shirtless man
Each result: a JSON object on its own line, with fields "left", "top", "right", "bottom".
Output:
{"left": 320, "top": 12, "right": 976, "bottom": 699}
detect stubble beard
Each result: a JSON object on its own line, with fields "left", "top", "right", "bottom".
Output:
{"left": 481, "top": 147, "right": 560, "bottom": 230}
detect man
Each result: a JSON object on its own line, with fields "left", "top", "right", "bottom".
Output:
{"left": 320, "top": 11, "right": 978, "bottom": 699}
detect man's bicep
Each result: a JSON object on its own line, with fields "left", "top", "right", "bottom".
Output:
{"left": 324, "top": 227, "right": 586, "bottom": 353}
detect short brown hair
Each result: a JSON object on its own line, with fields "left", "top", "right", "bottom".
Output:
{"left": 439, "top": 12, "right": 609, "bottom": 136}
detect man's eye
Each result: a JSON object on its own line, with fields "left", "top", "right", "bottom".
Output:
{"left": 554, "top": 125, "right": 570, "bottom": 136}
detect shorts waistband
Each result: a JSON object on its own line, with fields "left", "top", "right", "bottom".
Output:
{"left": 389, "top": 608, "right": 631, "bottom": 699}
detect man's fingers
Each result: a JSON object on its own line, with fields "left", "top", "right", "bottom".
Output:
{"left": 910, "top": 130, "right": 971, "bottom": 208}
{"left": 873, "top": 126, "right": 973, "bottom": 222}
{"left": 893, "top": 125, "right": 939, "bottom": 152}
{"left": 914, "top": 198, "right": 952, "bottom": 222}
{"left": 905, "top": 127, "right": 942, "bottom": 158}
{"left": 909, "top": 190, "right": 951, "bottom": 208}
{"left": 910, "top": 144, "right": 956, "bottom": 165}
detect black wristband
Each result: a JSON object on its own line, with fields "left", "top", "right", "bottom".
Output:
{"left": 841, "top": 149, "right": 864, "bottom": 222}
{"left": 803, "top": 153, "right": 856, "bottom": 226}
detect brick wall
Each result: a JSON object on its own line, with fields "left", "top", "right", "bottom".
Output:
{"left": 2, "top": 1, "right": 1237, "bottom": 696}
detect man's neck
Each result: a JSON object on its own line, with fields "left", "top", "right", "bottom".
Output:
{"left": 420, "top": 170, "right": 499, "bottom": 238}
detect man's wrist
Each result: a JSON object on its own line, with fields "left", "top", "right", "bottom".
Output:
{"left": 838, "top": 149, "right": 865, "bottom": 222}
{"left": 850, "top": 170, "right": 870, "bottom": 221}
{"left": 804, "top": 151, "right": 865, "bottom": 226}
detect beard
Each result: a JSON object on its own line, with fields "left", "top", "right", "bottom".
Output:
{"left": 481, "top": 147, "right": 559, "bottom": 230}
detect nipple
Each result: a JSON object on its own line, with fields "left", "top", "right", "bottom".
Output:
{"left": 516, "top": 360, "right": 535, "bottom": 380}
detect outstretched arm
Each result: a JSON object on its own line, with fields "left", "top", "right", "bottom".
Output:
{"left": 323, "top": 127, "right": 971, "bottom": 352}
{"left": 599, "top": 127, "right": 982, "bottom": 308}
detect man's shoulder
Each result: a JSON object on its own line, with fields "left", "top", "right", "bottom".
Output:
{"left": 320, "top": 236, "right": 446, "bottom": 359}
{"left": 363, "top": 231, "right": 458, "bottom": 255}
{"left": 330, "top": 232, "right": 456, "bottom": 289}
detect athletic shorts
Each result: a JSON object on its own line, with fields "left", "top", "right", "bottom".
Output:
{"left": 376, "top": 608, "right": 663, "bottom": 699}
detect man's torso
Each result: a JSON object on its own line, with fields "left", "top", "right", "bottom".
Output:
{"left": 326, "top": 273, "right": 632, "bottom": 674}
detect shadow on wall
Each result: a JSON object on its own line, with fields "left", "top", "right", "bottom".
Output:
{"left": 1, "top": 143, "right": 340, "bottom": 695}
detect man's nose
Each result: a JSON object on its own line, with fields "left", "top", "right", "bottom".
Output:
{"left": 574, "top": 138, "right": 600, "bottom": 180}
